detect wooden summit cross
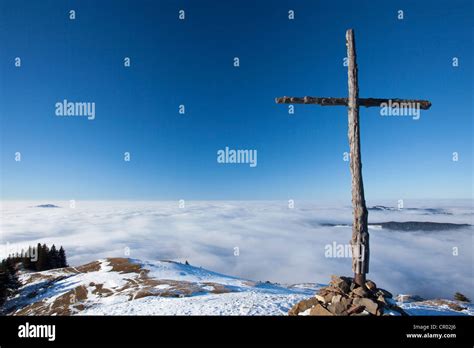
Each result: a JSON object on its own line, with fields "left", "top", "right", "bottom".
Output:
{"left": 276, "top": 29, "right": 431, "bottom": 286}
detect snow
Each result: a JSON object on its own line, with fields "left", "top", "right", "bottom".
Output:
{"left": 154, "top": 284, "right": 171, "bottom": 290}
{"left": 80, "top": 260, "right": 317, "bottom": 315}
{"left": 136, "top": 259, "right": 248, "bottom": 287}
{"left": 79, "top": 291, "right": 309, "bottom": 316}
{"left": 368, "top": 225, "right": 382, "bottom": 230}
{"left": 9, "top": 258, "right": 317, "bottom": 315}
{"left": 7, "top": 258, "right": 473, "bottom": 316}
{"left": 400, "top": 302, "right": 474, "bottom": 316}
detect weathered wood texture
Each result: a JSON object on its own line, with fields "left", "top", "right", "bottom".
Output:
{"left": 346, "top": 29, "right": 369, "bottom": 286}
{"left": 275, "top": 96, "right": 431, "bottom": 110}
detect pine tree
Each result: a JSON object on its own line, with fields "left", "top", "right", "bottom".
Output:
{"left": 22, "top": 246, "right": 32, "bottom": 270}
{"left": 0, "top": 243, "right": 70, "bottom": 308}
{"left": 36, "top": 243, "right": 49, "bottom": 271}
{"left": 454, "top": 292, "right": 470, "bottom": 303}
{"left": 48, "top": 244, "right": 59, "bottom": 269}
{"left": 0, "top": 270, "right": 8, "bottom": 306}
{"left": 0, "top": 259, "right": 20, "bottom": 306}
{"left": 58, "top": 246, "right": 68, "bottom": 267}
{"left": 4, "top": 259, "right": 20, "bottom": 291}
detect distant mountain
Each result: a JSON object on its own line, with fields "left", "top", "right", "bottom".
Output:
{"left": 3, "top": 258, "right": 472, "bottom": 316}
{"left": 373, "top": 221, "right": 470, "bottom": 231}
{"left": 368, "top": 206, "right": 452, "bottom": 215}
{"left": 368, "top": 205, "right": 395, "bottom": 211}
{"left": 321, "top": 221, "right": 470, "bottom": 231}
{"left": 34, "top": 204, "right": 60, "bottom": 208}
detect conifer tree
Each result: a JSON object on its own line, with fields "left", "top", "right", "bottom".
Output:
{"left": 0, "top": 270, "right": 9, "bottom": 306}
{"left": 36, "top": 243, "right": 49, "bottom": 271}
{"left": 22, "top": 246, "right": 32, "bottom": 270}
{"left": 48, "top": 244, "right": 59, "bottom": 269}
{"left": 0, "top": 259, "right": 20, "bottom": 306}
{"left": 58, "top": 246, "right": 68, "bottom": 267}
{"left": 4, "top": 259, "right": 20, "bottom": 291}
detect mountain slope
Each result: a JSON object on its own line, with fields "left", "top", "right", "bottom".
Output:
{"left": 3, "top": 258, "right": 472, "bottom": 316}
{"left": 4, "top": 258, "right": 318, "bottom": 315}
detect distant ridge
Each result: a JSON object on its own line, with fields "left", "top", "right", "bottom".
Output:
{"left": 34, "top": 204, "right": 60, "bottom": 208}
{"left": 368, "top": 206, "right": 452, "bottom": 215}
{"left": 321, "top": 221, "right": 470, "bottom": 231}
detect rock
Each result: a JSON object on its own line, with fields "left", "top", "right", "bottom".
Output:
{"left": 330, "top": 275, "right": 351, "bottom": 294}
{"left": 352, "top": 286, "right": 368, "bottom": 298}
{"left": 376, "top": 288, "right": 393, "bottom": 299}
{"left": 327, "top": 286, "right": 345, "bottom": 294}
{"left": 365, "top": 280, "right": 377, "bottom": 291}
{"left": 309, "top": 303, "right": 334, "bottom": 316}
{"left": 337, "top": 281, "right": 351, "bottom": 294}
{"left": 294, "top": 276, "right": 402, "bottom": 317}
{"left": 322, "top": 291, "right": 337, "bottom": 303}
{"left": 447, "top": 303, "right": 466, "bottom": 311}
{"left": 353, "top": 298, "right": 379, "bottom": 315}
{"left": 332, "top": 294, "right": 342, "bottom": 304}
{"left": 423, "top": 299, "right": 467, "bottom": 312}
{"left": 347, "top": 304, "right": 365, "bottom": 315}
{"left": 340, "top": 296, "right": 352, "bottom": 308}
{"left": 386, "top": 303, "right": 409, "bottom": 316}
{"left": 315, "top": 294, "right": 326, "bottom": 303}
{"left": 327, "top": 301, "right": 348, "bottom": 315}
{"left": 318, "top": 288, "right": 330, "bottom": 296}
{"left": 377, "top": 295, "right": 387, "bottom": 304}
{"left": 331, "top": 275, "right": 352, "bottom": 283}
{"left": 288, "top": 297, "right": 320, "bottom": 316}
{"left": 395, "top": 294, "right": 424, "bottom": 303}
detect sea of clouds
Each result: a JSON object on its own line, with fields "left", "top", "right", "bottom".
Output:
{"left": 0, "top": 200, "right": 472, "bottom": 299}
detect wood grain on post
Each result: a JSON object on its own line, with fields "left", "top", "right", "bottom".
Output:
{"left": 346, "top": 29, "right": 369, "bottom": 286}
{"left": 275, "top": 97, "right": 431, "bottom": 110}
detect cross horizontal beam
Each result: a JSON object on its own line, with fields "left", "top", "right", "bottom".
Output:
{"left": 275, "top": 96, "right": 431, "bottom": 110}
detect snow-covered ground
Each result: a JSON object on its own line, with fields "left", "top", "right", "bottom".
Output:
{"left": 6, "top": 258, "right": 320, "bottom": 315}
{"left": 5, "top": 258, "right": 473, "bottom": 316}
{"left": 81, "top": 287, "right": 313, "bottom": 316}
{"left": 0, "top": 200, "right": 472, "bottom": 300}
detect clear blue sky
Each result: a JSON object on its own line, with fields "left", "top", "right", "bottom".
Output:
{"left": 0, "top": 0, "right": 472, "bottom": 201}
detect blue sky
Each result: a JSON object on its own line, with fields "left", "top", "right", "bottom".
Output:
{"left": 0, "top": 0, "right": 472, "bottom": 201}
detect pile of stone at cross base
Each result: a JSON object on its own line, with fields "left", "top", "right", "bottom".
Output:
{"left": 289, "top": 275, "right": 408, "bottom": 316}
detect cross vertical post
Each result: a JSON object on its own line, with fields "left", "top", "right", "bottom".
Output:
{"left": 346, "top": 29, "right": 369, "bottom": 286}
{"left": 275, "top": 28, "right": 430, "bottom": 288}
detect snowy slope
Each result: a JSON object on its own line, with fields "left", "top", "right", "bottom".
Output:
{"left": 4, "top": 258, "right": 473, "bottom": 316}
{"left": 5, "top": 258, "right": 319, "bottom": 316}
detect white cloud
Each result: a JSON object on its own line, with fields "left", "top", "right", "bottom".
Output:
{"left": 0, "top": 200, "right": 472, "bottom": 299}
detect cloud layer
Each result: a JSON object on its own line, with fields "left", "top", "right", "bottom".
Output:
{"left": 1, "top": 200, "right": 472, "bottom": 299}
